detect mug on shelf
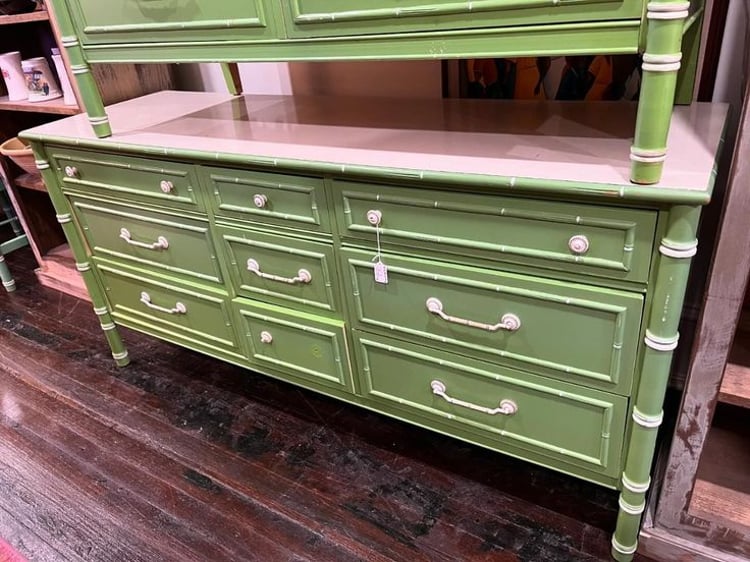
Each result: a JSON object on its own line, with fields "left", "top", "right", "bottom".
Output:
{"left": 21, "top": 56, "right": 61, "bottom": 102}
{"left": 0, "top": 51, "right": 28, "bottom": 101}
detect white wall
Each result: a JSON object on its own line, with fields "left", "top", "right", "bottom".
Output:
{"left": 176, "top": 61, "right": 443, "bottom": 98}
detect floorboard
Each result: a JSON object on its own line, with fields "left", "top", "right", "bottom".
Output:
{"left": 0, "top": 247, "right": 657, "bottom": 561}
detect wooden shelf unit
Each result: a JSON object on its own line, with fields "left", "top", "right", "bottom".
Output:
{"left": 0, "top": 95, "right": 79, "bottom": 114}
{"left": 0, "top": 11, "right": 49, "bottom": 26}
{"left": 0, "top": 4, "right": 175, "bottom": 301}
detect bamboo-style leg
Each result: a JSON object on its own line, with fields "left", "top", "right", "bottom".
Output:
{"left": 30, "top": 143, "right": 129, "bottom": 367}
{"left": 611, "top": 205, "right": 700, "bottom": 561}
{"left": 48, "top": 0, "right": 111, "bottom": 138}
{"left": 0, "top": 250, "right": 16, "bottom": 292}
{"left": 630, "top": 1, "right": 691, "bottom": 184}
{"left": 221, "top": 63, "right": 243, "bottom": 95}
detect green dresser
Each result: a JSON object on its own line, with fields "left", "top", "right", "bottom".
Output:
{"left": 22, "top": 92, "right": 727, "bottom": 561}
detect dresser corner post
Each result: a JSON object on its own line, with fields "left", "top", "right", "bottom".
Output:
{"left": 28, "top": 141, "right": 130, "bottom": 367}
{"left": 612, "top": 204, "right": 700, "bottom": 560}
{"left": 630, "top": 0, "right": 691, "bottom": 185}
{"left": 48, "top": 0, "right": 112, "bottom": 138}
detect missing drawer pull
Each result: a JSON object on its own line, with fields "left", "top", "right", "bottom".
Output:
{"left": 119, "top": 228, "right": 169, "bottom": 251}
{"left": 139, "top": 292, "right": 187, "bottom": 315}
{"left": 425, "top": 297, "right": 521, "bottom": 332}
{"left": 246, "top": 259, "right": 312, "bottom": 285}
{"left": 430, "top": 380, "right": 517, "bottom": 416}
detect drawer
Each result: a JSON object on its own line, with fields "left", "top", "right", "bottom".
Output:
{"left": 335, "top": 181, "right": 657, "bottom": 283}
{"left": 50, "top": 147, "right": 203, "bottom": 212}
{"left": 203, "top": 166, "right": 331, "bottom": 234}
{"left": 234, "top": 299, "right": 353, "bottom": 392}
{"left": 69, "top": 195, "right": 223, "bottom": 284}
{"left": 341, "top": 248, "right": 643, "bottom": 394}
{"left": 354, "top": 333, "right": 627, "bottom": 481}
{"left": 67, "top": 0, "right": 278, "bottom": 45}
{"left": 96, "top": 260, "right": 243, "bottom": 361}
{"left": 283, "top": 1, "right": 643, "bottom": 39}
{"left": 217, "top": 224, "right": 340, "bottom": 314}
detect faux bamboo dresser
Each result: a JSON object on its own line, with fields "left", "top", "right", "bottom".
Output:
{"left": 22, "top": 92, "right": 727, "bottom": 560}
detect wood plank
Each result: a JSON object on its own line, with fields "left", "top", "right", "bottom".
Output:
{"left": 13, "top": 173, "right": 45, "bottom": 192}
{"left": 0, "top": 96, "right": 78, "bottom": 115}
{"left": 690, "top": 479, "right": 750, "bottom": 532}
{"left": 1, "top": 369, "right": 363, "bottom": 562}
{"left": 719, "top": 362, "right": 750, "bottom": 407}
{"left": 0, "top": 11, "right": 48, "bottom": 25}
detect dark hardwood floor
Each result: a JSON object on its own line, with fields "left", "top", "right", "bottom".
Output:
{"left": 0, "top": 247, "right": 658, "bottom": 562}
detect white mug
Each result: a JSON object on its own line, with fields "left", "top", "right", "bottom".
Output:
{"left": 0, "top": 51, "right": 28, "bottom": 101}
{"left": 22, "top": 57, "right": 62, "bottom": 102}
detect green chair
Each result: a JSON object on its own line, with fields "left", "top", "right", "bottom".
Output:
{"left": 0, "top": 176, "right": 28, "bottom": 292}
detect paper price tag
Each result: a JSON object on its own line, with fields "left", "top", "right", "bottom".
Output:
{"left": 374, "top": 260, "right": 389, "bottom": 284}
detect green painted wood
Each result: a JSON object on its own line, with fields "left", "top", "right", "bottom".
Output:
{"left": 0, "top": 251, "right": 16, "bottom": 292}
{"left": 76, "top": 20, "right": 640, "bottom": 64}
{"left": 21, "top": 130, "right": 716, "bottom": 205}
{"left": 630, "top": 2, "right": 691, "bottom": 184}
{"left": 203, "top": 166, "right": 331, "bottom": 235}
{"left": 62, "top": 0, "right": 279, "bottom": 44}
{"left": 353, "top": 331, "right": 628, "bottom": 479}
{"left": 95, "top": 257, "right": 243, "bottom": 360}
{"left": 28, "top": 141, "right": 129, "bottom": 366}
{"left": 50, "top": 0, "right": 111, "bottom": 137}
{"left": 283, "top": 0, "right": 643, "bottom": 38}
{"left": 340, "top": 247, "right": 643, "bottom": 394}
{"left": 334, "top": 180, "right": 658, "bottom": 283}
{"left": 234, "top": 297, "right": 354, "bottom": 392}
{"left": 217, "top": 223, "right": 341, "bottom": 314}
{"left": 50, "top": 147, "right": 204, "bottom": 212}
{"left": 68, "top": 194, "right": 224, "bottom": 285}
{"left": 611, "top": 205, "right": 701, "bottom": 562}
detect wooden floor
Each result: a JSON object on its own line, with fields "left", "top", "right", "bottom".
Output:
{"left": 0, "top": 247, "right": 657, "bottom": 562}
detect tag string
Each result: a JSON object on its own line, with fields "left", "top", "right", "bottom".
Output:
{"left": 373, "top": 222, "right": 383, "bottom": 263}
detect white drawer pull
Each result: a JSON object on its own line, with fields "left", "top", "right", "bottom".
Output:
{"left": 120, "top": 228, "right": 169, "bottom": 250}
{"left": 247, "top": 259, "right": 312, "bottom": 285}
{"left": 430, "top": 380, "right": 518, "bottom": 416}
{"left": 366, "top": 210, "right": 382, "bottom": 226}
{"left": 568, "top": 235, "right": 590, "bottom": 255}
{"left": 426, "top": 297, "right": 521, "bottom": 332}
{"left": 64, "top": 166, "right": 79, "bottom": 178}
{"left": 139, "top": 292, "right": 187, "bottom": 315}
{"left": 260, "top": 331, "right": 273, "bottom": 344}
{"left": 253, "top": 194, "right": 268, "bottom": 209}
{"left": 160, "top": 180, "right": 174, "bottom": 194}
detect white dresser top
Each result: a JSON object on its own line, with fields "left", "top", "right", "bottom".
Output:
{"left": 24, "top": 90, "right": 728, "bottom": 192}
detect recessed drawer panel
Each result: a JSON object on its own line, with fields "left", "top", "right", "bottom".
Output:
{"left": 96, "top": 261, "right": 242, "bottom": 361}
{"left": 341, "top": 248, "right": 642, "bottom": 394}
{"left": 217, "top": 224, "right": 340, "bottom": 314}
{"left": 335, "top": 181, "right": 657, "bottom": 283}
{"left": 354, "top": 333, "right": 627, "bottom": 480}
{"left": 50, "top": 147, "right": 202, "bottom": 212}
{"left": 203, "top": 166, "right": 330, "bottom": 234}
{"left": 70, "top": 195, "right": 223, "bottom": 284}
{"left": 234, "top": 299, "right": 353, "bottom": 392}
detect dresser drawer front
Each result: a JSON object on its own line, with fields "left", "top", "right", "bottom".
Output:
{"left": 342, "top": 248, "right": 642, "bottom": 393}
{"left": 51, "top": 148, "right": 202, "bottom": 211}
{"left": 97, "top": 262, "right": 241, "bottom": 358}
{"left": 335, "top": 182, "right": 656, "bottom": 283}
{"left": 204, "top": 167, "right": 330, "bottom": 234}
{"left": 70, "top": 196, "right": 223, "bottom": 284}
{"left": 68, "top": 0, "right": 278, "bottom": 45}
{"left": 234, "top": 299, "right": 353, "bottom": 392}
{"left": 217, "top": 224, "right": 339, "bottom": 313}
{"left": 285, "top": 0, "right": 642, "bottom": 38}
{"left": 355, "top": 334, "right": 627, "bottom": 478}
